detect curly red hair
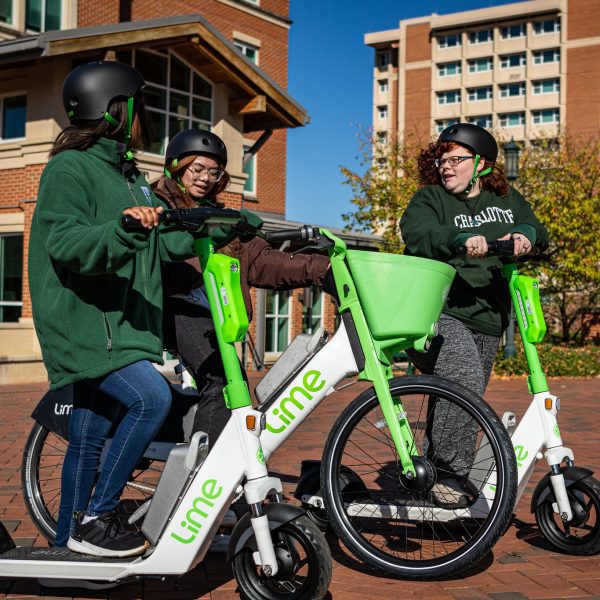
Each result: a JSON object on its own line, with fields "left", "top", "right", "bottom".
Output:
{"left": 418, "top": 141, "right": 509, "bottom": 196}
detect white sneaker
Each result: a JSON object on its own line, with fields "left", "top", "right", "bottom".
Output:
{"left": 431, "top": 477, "right": 476, "bottom": 508}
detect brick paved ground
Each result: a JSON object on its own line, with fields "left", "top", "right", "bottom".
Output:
{"left": 0, "top": 376, "right": 599, "bottom": 599}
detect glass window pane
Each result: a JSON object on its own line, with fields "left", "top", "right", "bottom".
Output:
{"left": 116, "top": 50, "right": 132, "bottom": 65}
{"left": 135, "top": 50, "right": 167, "bottom": 86}
{"left": 2, "top": 96, "right": 26, "bottom": 139}
{"left": 192, "top": 97, "right": 211, "bottom": 122}
{"left": 170, "top": 91, "right": 189, "bottom": 117}
{"left": 146, "top": 110, "right": 166, "bottom": 154}
{"left": 0, "top": 0, "right": 12, "bottom": 24}
{"left": 45, "top": 0, "right": 61, "bottom": 31}
{"left": 243, "top": 153, "right": 255, "bottom": 193}
{"left": 142, "top": 85, "right": 166, "bottom": 110}
{"left": 169, "top": 115, "right": 188, "bottom": 139}
{"left": 26, "top": 0, "right": 41, "bottom": 31}
{"left": 265, "top": 316, "right": 274, "bottom": 352}
{"left": 278, "top": 291, "right": 289, "bottom": 316}
{"left": 170, "top": 57, "right": 190, "bottom": 92}
{"left": 277, "top": 318, "right": 288, "bottom": 351}
{"left": 193, "top": 74, "right": 212, "bottom": 98}
{"left": 1, "top": 234, "right": 23, "bottom": 323}
{"left": 265, "top": 290, "right": 274, "bottom": 314}
{"left": 195, "top": 122, "right": 210, "bottom": 132}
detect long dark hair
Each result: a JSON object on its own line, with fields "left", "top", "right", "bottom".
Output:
{"left": 49, "top": 91, "right": 148, "bottom": 157}
{"left": 418, "top": 140, "right": 509, "bottom": 197}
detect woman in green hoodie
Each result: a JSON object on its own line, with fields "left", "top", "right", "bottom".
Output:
{"left": 28, "top": 61, "right": 197, "bottom": 557}
{"left": 400, "top": 123, "right": 548, "bottom": 507}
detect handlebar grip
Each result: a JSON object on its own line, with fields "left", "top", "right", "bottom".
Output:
{"left": 265, "top": 225, "right": 319, "bottom": 244}
{"left": 120, "top": 213, "right": 161, "bottom": 231}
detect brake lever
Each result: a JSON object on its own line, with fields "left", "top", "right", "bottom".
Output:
{"left": 289, "top": 234, "right": 334, "bottom": 256}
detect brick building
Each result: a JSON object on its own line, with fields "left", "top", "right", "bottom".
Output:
{"left": 365, "top": 0, "right": 600, "bottom": 144}
{"left": 0, "top": 1, "right": 377, "bottom": 384}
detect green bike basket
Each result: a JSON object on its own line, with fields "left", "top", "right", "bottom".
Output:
{"left": 346, "top": 251, "right": 456, "bottom": 350}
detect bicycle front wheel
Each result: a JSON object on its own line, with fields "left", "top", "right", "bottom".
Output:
{"left": 321, "top": 375, "right": 517, "bottom": 579}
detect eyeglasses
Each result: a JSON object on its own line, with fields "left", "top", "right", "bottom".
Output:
{"left": 187, "top": 166, "right": 225, "bottom": 182}
{"left": 434, "top": 156, "right": 474, "bottom": 168}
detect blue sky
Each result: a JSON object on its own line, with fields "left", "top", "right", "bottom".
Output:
{"left": 285, "top": 0, "right": 523, "bottom": 228}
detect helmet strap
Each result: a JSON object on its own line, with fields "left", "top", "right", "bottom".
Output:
{"left": 103, "top": 96, "right": 135, "bottom": 161}
{"left": 463, "top": 154, "right": 492, "bottom": 196}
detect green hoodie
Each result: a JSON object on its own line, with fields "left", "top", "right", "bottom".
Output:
{"left": 400, "top": 185, "right": 549, "bottom": 336}
{"left": 29, "top": 138, "right": 197, "bottom": 389}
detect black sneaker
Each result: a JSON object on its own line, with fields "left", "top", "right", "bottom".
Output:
{"left": 67, "top": 511, "right": 150, "bottom": 558}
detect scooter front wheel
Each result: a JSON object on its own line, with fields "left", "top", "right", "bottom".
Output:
{"left": 231, "top": 515, "right": 332, "bottom": 600}
{"left": 535, "top": 475, "right": 600, "bottom": 555}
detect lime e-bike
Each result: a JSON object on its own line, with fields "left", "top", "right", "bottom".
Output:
{"left": 8, "top": 210, "right": 518, "bottom": 583}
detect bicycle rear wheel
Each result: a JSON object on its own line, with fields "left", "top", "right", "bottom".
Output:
{"left": 321, "top": 374, "right": 517, "bottom": 579}
{"left": 22, "top": 423, "right": 164, "bottom": 544}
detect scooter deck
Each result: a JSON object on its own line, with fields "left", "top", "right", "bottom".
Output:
{"left": 0, "top": 546, "right": 137, "bottom": 563}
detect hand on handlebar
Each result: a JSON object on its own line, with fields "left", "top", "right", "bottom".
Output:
{"left": 464, "top": 235, "right": 488, "bottom": 258}
{"left": 122, "top": 206, "right": 164, "bottom": 230}
{"left": 500, "top": 233, "right": 532, "bottom": 257}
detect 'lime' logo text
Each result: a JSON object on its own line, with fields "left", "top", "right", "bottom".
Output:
{"left": 266, "top": 370, "right": 325, "bottom": 434}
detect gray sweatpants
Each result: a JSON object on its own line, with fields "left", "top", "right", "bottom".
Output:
{"left": 407, "top": 314, "right": 501, "bottom": 477}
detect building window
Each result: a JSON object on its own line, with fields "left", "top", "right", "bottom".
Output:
{"left": 243, "top": 146, "right": 256, "bottom": 196}
{"left": 0, "top": 0, "right": 12, "bottom": 24}
{"left": 532, "top": 108, "right": 560, "bottom": 124}
{"left": 499, "top": 112, "right": 525, "bottom": 127}
{"left": 377, "top": 52, "right": 390, "bottom": 68}
{"left": 437, "top": 33, "right": 461, "bottom": 48}
{"left": 468, "top": 29, "right": 492, "bottom": 44}
{"left": 301, "top": 288, "right": 323, "bottom": 335}
{"left": 117, "top": 49, "right": 213, "bottom": 156}
{"left": 0, "top": 233, "right": 23, "bottom": 323}
{"left": 499, "top": 82, "right": 526, "bottom": 97}
{"left": 265, "top": 290, "right": 290, "bottom": 353}
{"left": 435, "top": 118, "right": 460, "bottom": 133}
{"left": 234, "top": 40, "right": 259, "bottom": 64}
{"left": 376, "top": 131, "right": 388, "bottom": 145}
{"left": 533, "top": 78, "right": 560, "bottom": 94}
{"left": 500, "top": 52, "right": 527, "bottom": 68}
{"left": 437, "top": 62, "right": 461, "bottom": 77}
{"left": 467, "top": 114, "right": 492, "bottom": 128}
{"left": 467, "top": 86, "right": 492, "bottom": 102}
{"left": 534, "top": 19, "right": 560, "bottom": 35}
{"left": 378, "top": 79, "right": 389, "bottom": 93}
{"left": 437, "top": 90, "right": 461, "bottom": 105}
{"left": 501, "top": 24, "right": 525, "bottom": 39}
{"left": 1, "top": 95, "right": 26, "bottom": 140}
{"left": 26, "top": 0, "right": 61, "bottom": 32}
{"left": 533, "top": 48, "right": 560, "bottom": 64}
{"left": 378, "top": 105, "right": 388, "bottom": 119}
{"left": 468, "top": 57, "right": 493, "bottom": 73}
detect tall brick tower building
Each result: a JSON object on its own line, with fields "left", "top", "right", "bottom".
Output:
{"left": 365, "top": 0, "right": 600, "bottom": 145}
{"left": 0, "top": 1, "right": 371, "bottom": 384}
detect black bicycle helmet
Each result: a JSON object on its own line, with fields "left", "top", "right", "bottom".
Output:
{"left": 62, "top": 61, "right": 145, "bottom": 122}
{"left": 438, "top": 123, "right": 498, "bottom": 162}
{"left": 165, "top": 129, "right": 228, "bottom": 168}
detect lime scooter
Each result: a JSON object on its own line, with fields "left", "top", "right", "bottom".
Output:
{"left": 8, "top": 210, "right": 518, "bottom": 583}
{"left": 0, "top": 208, "right": 333, "bottom": 599}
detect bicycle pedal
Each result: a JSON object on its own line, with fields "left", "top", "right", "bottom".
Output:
{"left": 502, "top": 412, "right": 517, "bottom": 437}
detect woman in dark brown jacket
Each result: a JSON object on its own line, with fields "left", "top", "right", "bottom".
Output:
{"left": 153, "top": 129, "right": 329, "bottom": 446}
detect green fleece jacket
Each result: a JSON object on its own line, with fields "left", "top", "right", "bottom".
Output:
{"left": 400, "top": 185, "right": 549, "bottom": 336}
{"left": 29, "top": 138, "right": 197, "bottom": 389}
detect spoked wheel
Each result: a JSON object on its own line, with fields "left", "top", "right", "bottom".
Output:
{"left": 321, "top": 374, "right": 518, "bottom": 580}
{"left": 232, "top": 515, "right": 332, "bottom": 600}
{"left": 535, "top": 475, "right": 600, "bottom": 555}
{"left": 21, "top": 423, "right": 164, "bottom": 543}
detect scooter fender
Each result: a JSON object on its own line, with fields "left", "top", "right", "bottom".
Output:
{"left": 226, "top": 503, "right": 306, "bottom": 561}
{"left": 530, "top": 465, "right": 594, "bottom": 512}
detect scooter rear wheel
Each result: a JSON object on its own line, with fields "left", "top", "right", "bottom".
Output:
{"left": 21, "top": 424, "right": 163, "bottom": 543}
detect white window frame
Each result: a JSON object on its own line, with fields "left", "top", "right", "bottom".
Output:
{"left": 25, "top": 0, "right": 62, "bottom": 33}
{"left": 532, "top": 108, "right": 560, "bottom": 124}
{"left": 243, "top": 144, "right": 257, "bottom": 198}
{"left": 533, "top": 48, "right": 560, "bottom": 65}
{"left": 500, "top": 52, "right": 527, "bottom": 69}
{"left": 467, "top": 86, "right": 492, "bottom": 102}
{"left": 301, "top": 287, "right": 324, "bottom": 335}
{"left": 499, "top": 82, "right": 526, "bottom": 98}
{"left": 234, "top": 39, "right": 259, "bottom": 65}
{"left": 376, "top": 131, "right": 388, "bottom": 145}
{"left": 438, "top": 33, "right": 461, "bottom": 49}
{"left": 437, "top": 62, "right": 462, "bottom": 77}
{"left": 467, "top": 115, "right": 492, "bottom": 128}
{"left": 468, "top": 29, "right": 492, "bottom": 44}
{"left": 468, "top": 57, "right": 493, "bottom": 73}
{"left": 501, "top": 23, "right": 525, "bottom": 39}
{"left": 532, "top": 78, "right": 560, "bottom": 95}
{"left": 378, "top": 105, "right": 388, "bottom": 120}
{"left": 265, "top": 290, "right": 291, "bottom": 354}
{"left": 437, "top": 90, "right": 461, "bottom": 105}
{"left": 0, "top": 232, "right": 23, "bottom": 323}
{"left": 533, "top": 18, "right": 560, "bottom": 35}
{"left": 0, "top": 92, "right": 27, "bottom": 143}
{"left": 378, "top": 79, "right": 389, "bottom": 93}
{"left": 499, "top": 112, "right": 525, "bottom": 127}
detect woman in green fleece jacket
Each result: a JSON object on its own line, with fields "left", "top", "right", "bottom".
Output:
{"left": 29, "top": 61, "right": 197, "bottom": 557}
{"left": 400, "top": 123, "right": 548, "bottom": 507}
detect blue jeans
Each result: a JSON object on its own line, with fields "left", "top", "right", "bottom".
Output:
{"left": 55, "top": 361, "right": 172, "bottom": 547}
